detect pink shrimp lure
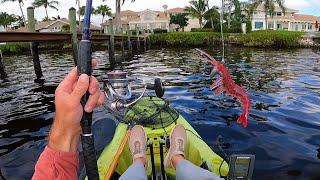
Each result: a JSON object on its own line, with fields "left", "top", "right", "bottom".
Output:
{"left": 196, "top": 49, "right": 250, "bottom": 127}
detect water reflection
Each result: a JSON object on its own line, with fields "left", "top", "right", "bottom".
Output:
{"left": 0, "top": 47, "right": 320, "bottom": 179}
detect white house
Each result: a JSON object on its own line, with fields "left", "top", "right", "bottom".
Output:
{"left": 0, "top": 26, "right": 5, "bottom": 32}
{"left": 167, "top": 7, "right": 200, "bottom": 32}
{"left": 13, "top": 18, "right": 101, "bottom": 33}
{"left": 101, "top": 6, "right": 200, "bottom": 33}
{"left": 251, "top": 3, "right": 320, "bottom": 32}
{"left": 129, "top": 9, "right": 170, "bottom": 31}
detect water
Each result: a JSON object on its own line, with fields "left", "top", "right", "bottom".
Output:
{"left": 0, "top": 47, "right": 320, "bottom": 179}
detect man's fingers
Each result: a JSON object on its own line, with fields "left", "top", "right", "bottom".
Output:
{"left": 97, "top": 91, "right": 105, "bottom": 107}
{"left": 71, "top": 74, "right": 89, "bottom": 101}
{"left": 57, "top": 59, "right": 96, "bottom": 93}
{"left": 57, "top": 67, "right": 78, "bottom": 93}
{"left": 88, "top": 76, "right": 99, "bottom": 95}
{"left": 84, "top": 90, "right": 100, "bottom": 112}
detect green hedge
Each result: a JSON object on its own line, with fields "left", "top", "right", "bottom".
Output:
{"left": 237, "top": 30, "right": 305, "bottom": 47}
{"left": 191, "top": 28, "right": 215, "bottom": 32}
{"left": 150, "top": 32, "right": 228, "bottom": 46}
{"left": 0, "top": 42, "right": 30, "bottom": 54}
{"left": 153, "top": 28, "right": 168, "bottom": 34}
{"left": 150, "top": 31, "right": 305, "bottom": 47}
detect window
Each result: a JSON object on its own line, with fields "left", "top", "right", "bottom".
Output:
{"left": 276, "top": 12, "right": 282, "bottom": 16}
{"left": 268, "top": 23, "right": 274, "bottom": 29}
{"left": 255, "top": 22, "right": 264, "bottom": 29}
{"left": 161, "top": 22, "right": 166, "bottom": 29}
{"left": 277, "top": 23, "right": 282, "bottom": 29}
{"left": 142, "top": 12, "right": 155, "bottom": 21}
{"left": 302, "top": 24, "right": 306, "bottom": 30}
{"left": 308, "top": 23, "right": 312, "bottom": 30}
{"left": 253, "top": 11, "right": 258, "bottom": 15}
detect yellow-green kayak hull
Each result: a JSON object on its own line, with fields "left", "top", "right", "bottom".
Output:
{"left": 97, "top": 116, "right": 229, "bottom": 179}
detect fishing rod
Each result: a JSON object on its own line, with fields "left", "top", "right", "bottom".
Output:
{"left": 77, "top": 0, "right": 99, "bottom": 179}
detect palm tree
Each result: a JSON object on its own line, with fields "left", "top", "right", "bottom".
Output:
{"left": 95, "top": 5, "right": 112, "bottom": 26}
{"left": 0, "top": 12, "right": 16, "bottom": 29}
{"left": 78, "top": 6, "right": 96, "bottom": 29}
{"left": 250, "top": 0, "right": 285, "bottom": 30}
{"left": 223, "top": 0, "right": 241, "bottom": 28}
{"left": 78, "top": 6, "right": 96, "bottom": 18}
{"left": 185, "top": 0, "right": 209, "bottom": 28}
{"left": 106, "top": 0, "right": 135, "bottom": 33}
{"left": 76, "top": 0, "right": 81, "bottom": 28}
{"left": 42, "top": 16, "right": 51, "bottom": 21}
{"left": 32, "top": 0, "right": 59, "bottom": 24}
{"left": 1, "top": 0, "right": 26, "bottom": 26}
{"left": 204, "top": 6, "right": 219, "bottom": 29}
{"left": 14, "top": 15, "right": 24, "bottom": 27}
{"left": 51, "top": 15, "right": 60, "bottom": 20}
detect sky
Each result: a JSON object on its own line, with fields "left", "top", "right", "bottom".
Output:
{"left": 0, "top": 0, "right": 319, "bottom": 25}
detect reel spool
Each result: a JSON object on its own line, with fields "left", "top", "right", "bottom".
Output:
{"left": 103, "top": 70, "right": 165, "bottom": 112}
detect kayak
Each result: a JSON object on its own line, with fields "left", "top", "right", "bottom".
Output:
{"left": 96, "top": 97, "right": 229, "bottom": 179}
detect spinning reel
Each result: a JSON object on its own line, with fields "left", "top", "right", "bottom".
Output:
{"left": 103, "top": 70, "right": 165, "bottom": 113}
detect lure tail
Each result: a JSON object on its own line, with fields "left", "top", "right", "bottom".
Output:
{"left": 237, "top": 113, "right": 248, "bottom": 128}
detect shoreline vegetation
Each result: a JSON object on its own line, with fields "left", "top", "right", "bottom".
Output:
{"left": 0, "top": 30, "right": 317, "bottom": 54}
{"left": 0, "top": 42, "right": 109, "bottom": 54}
{"left": 150, "top": 30, "right": 312, "bottom": 48}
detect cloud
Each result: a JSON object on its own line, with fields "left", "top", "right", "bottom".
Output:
{"left": 285, "top": 0, "right": 311, "bottom": 9}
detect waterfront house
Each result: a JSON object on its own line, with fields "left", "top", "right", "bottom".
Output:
{"left": 0, "top": 26, "right": 5, "bottom": 32}
{"left": 12, "top": 18, "right": 101, "bottom": 33}
{"left": 251, "top": 4, "right": 320, "bottom": 32}
{"left": 101, "top": 6, "right": 200, "bottom": 33}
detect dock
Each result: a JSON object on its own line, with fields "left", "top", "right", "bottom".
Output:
{"left": 0, "top": 7, "right": 150, "bottom": 82}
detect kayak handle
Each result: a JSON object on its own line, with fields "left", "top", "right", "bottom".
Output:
{"left": 146, "top": 78, "right": 165, "bottom": 98}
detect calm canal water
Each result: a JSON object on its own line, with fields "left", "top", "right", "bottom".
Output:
{"left": 0, "top": 47, "right": 319, "bottom": 179}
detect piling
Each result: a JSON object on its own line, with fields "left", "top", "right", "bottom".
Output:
{"left": 121, "top": 28, "right": 125, "bottom": 60}
{"left": 27, "top": 7, "right": 43, "bottom": 80}
{"left": 136, "top": 29, "right": 140, "bottom": 50}
{"left": 69, "top": 7, "right": 78, "bottom": 65}
{"left": 108, "top": 19, "right": 115, "bottom": 66}
{"left": 127, "top": 24, "right": 132, "bottom": 51}
{"left": 0, "top": 50, "right": 7, "bottom": 80}
{"left": 142, "top": 29, "right": 147, "bottom": 51}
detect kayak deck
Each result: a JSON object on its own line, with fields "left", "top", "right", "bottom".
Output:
{"left": 96, "top": 97, "right": 229, "bottom": 179}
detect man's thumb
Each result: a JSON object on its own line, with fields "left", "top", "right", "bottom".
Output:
{"left": 71, "top": 74, "right": 89, "bottom": 101}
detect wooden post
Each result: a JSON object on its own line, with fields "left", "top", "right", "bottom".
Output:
{"left": 127, "top": 24, "right": 132, "bottom": 51}
{"left": 108, "top": 19, "right": 115, "bottom": 66}
{"left": 136, "top": 29, "right": 140, "bottom": 50}
{"left": 69, "top": 7, "right": 78, "bottom": 65}
{"left": 142, "top": 29, "right": 147, "bottom": 51}
{"left": 121, "top": 28, "right": 125, "bottom": 60}
{"left": 27, "top": 7, "right": 43, "bottom": 80}
{"left": 0, "top": 50, "right": 7, "bottom": 80}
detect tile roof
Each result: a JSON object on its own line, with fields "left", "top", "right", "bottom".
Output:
{"left": 293, "top": 14, "right": 320, "bottom": 22}
{"left": 12, "top": 19, "right": 100, "bottom": 32}
{"left": 256, "top": 3, "right": 298, "bottom": 13}
{"left": 167, "top": 7, "right": 186, "bottom": 14}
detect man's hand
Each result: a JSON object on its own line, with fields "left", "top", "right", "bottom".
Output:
{"left": 48, "top": 61, "right": 105, "bottom": 152}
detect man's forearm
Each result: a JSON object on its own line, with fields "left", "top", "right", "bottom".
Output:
{"left": 48, "top": 116, "right": 81, "bottom": 152}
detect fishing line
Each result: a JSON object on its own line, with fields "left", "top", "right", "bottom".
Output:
{"left": 220, "top": 0, "right": 225, "bottom": 63}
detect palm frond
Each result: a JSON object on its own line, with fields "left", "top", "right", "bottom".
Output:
{"left": 48, "top": 4, "right": 58, "bottom": 11}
